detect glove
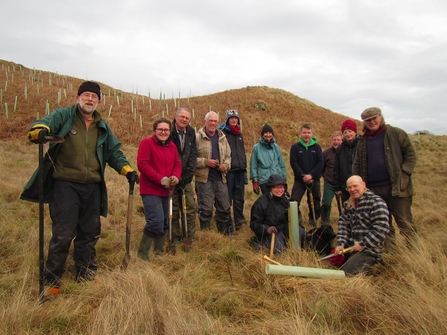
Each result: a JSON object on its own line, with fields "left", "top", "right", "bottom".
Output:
{"left": 28, "top": 126, "right": 49, "bottom": 144}
{"left": 252, "top": 181, "right": 260, "bottom": 195}
{"left": 267, "top": 226, "right": 278, "bottom": 235}
{"left": 161, "top": 177, "right": 171, "bottom": 187}
{"left": 169, "top": 176, "right": 179, "bottom": 186}
{"left": 126, "top": 171, "right": 139, "bottom": 184}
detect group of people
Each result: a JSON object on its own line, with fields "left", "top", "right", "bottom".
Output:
{"left": 249, "top": 109, "right": 418, "bottom": 276}
{"left": 21, "top": 81, "right": 418, "bottom": 294}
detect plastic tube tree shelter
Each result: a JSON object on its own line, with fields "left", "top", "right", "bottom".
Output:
{"left": 288, "top": 201, "right": 300, "bottom": 250}
{"left": 265, "top": 264, "right": 346, "bottom": 279}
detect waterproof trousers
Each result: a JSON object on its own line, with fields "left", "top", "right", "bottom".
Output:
{"left": 226, "top": 170, "right": 246, "bottom": 229}
{"left": 196, "top": 180, "right": 233, "bottom": 235}
{"left": 45, "top": 180, "right": 101, "bottom": 286}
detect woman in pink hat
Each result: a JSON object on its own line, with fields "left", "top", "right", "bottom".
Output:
{"left": 334, "top": 120, "right": 361, "bottom": 202}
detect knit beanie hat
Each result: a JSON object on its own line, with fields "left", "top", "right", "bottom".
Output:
{"left": 78, "top": 81, "right": 101, "bottom": 100}
{"left": 341, "top": 120, "right": 357, "bottom": 133}
{"left": 261, "top": 124, "right": 274, "bottom": 136}
{"left": 225, "top": 109, "right": 240, "bottom": 124}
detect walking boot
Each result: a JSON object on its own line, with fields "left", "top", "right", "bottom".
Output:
{"left": 137, "top": 233, "right": 153, "bottom": 261}
{"left": 153, "top": 234, "right": 166, "bottom": 256}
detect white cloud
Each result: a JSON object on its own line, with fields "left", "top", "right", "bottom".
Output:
{"left": 2, "top": 0, "right": 446, "bottom": 134}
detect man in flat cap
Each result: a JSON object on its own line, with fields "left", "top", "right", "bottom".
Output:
{"left": 352, "top": 107, "right": 418, "bottom": 249}
{"left": 22, "top": 81, "right": 139, "bottom": 294}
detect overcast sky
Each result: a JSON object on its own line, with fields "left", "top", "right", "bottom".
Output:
{"left": 2, "top": 0, "right": 446, "bottom": 134}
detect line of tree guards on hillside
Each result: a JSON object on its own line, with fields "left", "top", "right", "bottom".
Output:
{"left": 21, "top": 81, "right": 419, "bottom": 295}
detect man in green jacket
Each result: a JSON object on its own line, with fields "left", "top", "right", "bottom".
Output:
{"left": 353, "top": 107, "right": 418, "bottom": 249}
{"left": 21, "top": 81, "right": 139, "bottom": 293}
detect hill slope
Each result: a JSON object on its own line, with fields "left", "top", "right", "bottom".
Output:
{"left": 0, "top": 59, "right": 359, "bottom": 150}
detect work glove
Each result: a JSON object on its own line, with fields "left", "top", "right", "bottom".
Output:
{"left": 267, "top": 226, "right": 278, "bottom": 235}
{"left": 28, "top": 125, "right": 50, "bottom": 144}
{"left": 161, "top": 177, "right": 171, "bottom": 187}
{"left": 126, "top": 171, "right": 139, "bottom": 184}
{"left": 252, "top": 181, "right": 260, "bottom": 195}
{"left": 169, "top": 176, "right": 179, "bottom": 186}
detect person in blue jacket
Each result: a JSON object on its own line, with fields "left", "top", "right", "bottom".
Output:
{"left": 250, "top": 124, "right": 287, "bottom": 195}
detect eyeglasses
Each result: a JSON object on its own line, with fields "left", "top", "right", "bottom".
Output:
{"left": 156, "top": 128, "right": 170, "bottom": 133}
{"left": 80, "top": 92, "right": 99, "bottom": 101}
{"left": 227, "top": 110, "right": 238, "bottom": 115}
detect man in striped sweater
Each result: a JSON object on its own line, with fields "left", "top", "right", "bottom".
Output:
{"left": 335, "top": 175, "right": 390, "bottom": 275}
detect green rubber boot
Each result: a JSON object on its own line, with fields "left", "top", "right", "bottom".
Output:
{"left": 153, "top": 235, "right": 166, "bottom": 256}
{"left": 137, "top": 233, "right": 153, "bottom": 261}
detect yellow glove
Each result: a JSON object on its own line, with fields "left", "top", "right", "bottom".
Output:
{"left": 120, "top": 165, "right": 134, "bottom": 176}
{"left": 28, "top": 124, "right": 50, "bottom": 144}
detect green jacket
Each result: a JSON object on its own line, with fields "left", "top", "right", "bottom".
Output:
{"left": 21, "top": 104, "right": 131, "bottom": 217}
{"left": 352, "top": 125, "right": 417, "bottom": 197}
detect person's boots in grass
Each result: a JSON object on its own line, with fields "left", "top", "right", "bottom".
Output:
{"left": 137, "top": 233, "right": 153, "bottom": 261}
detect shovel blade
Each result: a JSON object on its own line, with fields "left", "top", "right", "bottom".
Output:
{"left": 121, "top": 253, "right": 131, "bottom": 271}
{"left": 169, "top": 244, "right": 177, "bottom": 255}
{"left": 182, "top": 237, "right": 192, "bottom": 252}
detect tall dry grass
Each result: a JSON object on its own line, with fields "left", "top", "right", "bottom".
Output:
{"left": 1, "top": 135, "right": 446, "bottom": 334}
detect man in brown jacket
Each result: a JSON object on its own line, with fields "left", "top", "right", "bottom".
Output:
{"left": 195, "top": 111, "right": 233, "bottom": 236}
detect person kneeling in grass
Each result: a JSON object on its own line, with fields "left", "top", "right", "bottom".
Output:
{"left": 249, "top": 174, "right": 305, "bottom": 254}
{"left": 334, "top": 175, "right": 390, "bottom": 275}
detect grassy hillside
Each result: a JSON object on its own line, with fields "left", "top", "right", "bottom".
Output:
{"left": 0, "top": 59, "right": 358, "bottom": 150}
{"left": 1, "top": 59, "right": 446, "bottom": 334}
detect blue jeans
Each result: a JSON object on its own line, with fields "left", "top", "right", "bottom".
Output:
{"left": 141, "top": 195, "right": 168, "bottom": 236}
{"left": 226, "top": 170, "right": 246, "bottom": 229}
{"left": 261, "top": 231, "right": 287, "bottom": 254}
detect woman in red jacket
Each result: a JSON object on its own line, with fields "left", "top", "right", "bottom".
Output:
{"left": 137, "top": 118, "right": 182, "bottom": 261}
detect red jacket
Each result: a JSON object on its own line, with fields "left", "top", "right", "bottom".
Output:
{"left": 137, "top": 136, "right": 182, "bottom": 196}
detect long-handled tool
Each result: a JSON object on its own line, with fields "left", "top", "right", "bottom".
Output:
{"left": 181, "top": 186, "right": 192, "bottom": 252}
{"left": 37, "top": 132, "right": 64, "bottom": 298}
{"left": 168, "top": 188, "right": 176, "bottom": 255}
{"left": 269, "top": 232, "right": 276, "bottom": 259}
{"left": 335, "top": 191, "right": 343, "bottom": 216}
{"left": 306, "top": 183, "right": 317, "bottom": 227}
{"left": 121, "top": 176, "right": 136, "bottom": 270}
{"left": 318, "top": 247, "right": 353, "bottom": 261}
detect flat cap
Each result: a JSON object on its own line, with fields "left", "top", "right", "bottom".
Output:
{"left": 361, "top": 107, "right": 382, "bottom": 121}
